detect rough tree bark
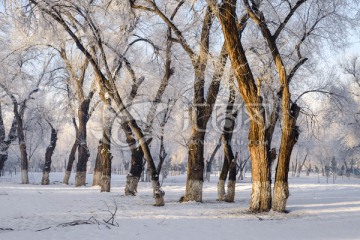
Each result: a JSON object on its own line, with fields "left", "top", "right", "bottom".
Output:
{"left": 211, "top": 0, "right": 271, "bottom": 211}
{"left": 41, "top": 124, "right": 58, "bottom": 185}
{"left": 241, "top": 0, "right": 308, "bottom": 211}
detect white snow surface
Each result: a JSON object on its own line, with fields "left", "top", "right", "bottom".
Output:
{"left": 1, "top": 173, "right": 360, "bottom": 240}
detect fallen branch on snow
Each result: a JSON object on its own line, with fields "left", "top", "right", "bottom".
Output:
{"left": 0, "top": 227, "right": 14, "bottom": 231}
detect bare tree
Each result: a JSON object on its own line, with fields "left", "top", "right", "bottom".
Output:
{"left": 207, "top": 0, "right": 272, "bottom": 212}
{"left": 296, "top": 153, "right": 308, "bottom": 177}
{"left": 124, "top": 24, "right": 174, "bottom": 195}
{"left": 59, "top": 49, "right": 97, "bottom": 186}
{"left": 0, "top": 49, "right": 51, "bottom": 183}
{"left": 208, "top": 0, "right": 355, "bottom": 212}
{"left": 0, "top": 81, "right": 41, "bottom": 184}
{"left": 130, "top": 0, "right": 229, "bottom": 202}
{"left": 237, "top": 154, "right": 250, "bottom": 181}
{"left": 29, "top": 0, "right": 165, "bottom": 205}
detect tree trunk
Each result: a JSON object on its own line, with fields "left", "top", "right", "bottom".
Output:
{"left": 15, "top": 113, "right": 29, "bottom": 184}
{"left": 0, "top": 155, "right": 6, "bottom": 177}
{"left": 225, "top": 158, "right": 237, "bottom": 202}
{"left": 45, "top": 0, "right": 165, "bottom": 204}
{"left": 248, "top": 120, "right": 271, "bottom": 212}
{"left": 100, "top": 140, "right": 112, "bottom": 192}
{"left": 292, "top": 163, "right": 296, "bottom": 175}
{"left": 239, "top": 171, "right": 244, "bottom": 181}
{"left": 101, "top": 101, "right": 114, "bottom": 192}
{"left": 296, "top": 164, "right": 301, "bottom": 177}
{"left": 183, "top": 131, "right": 205, "bottom": 202}
{"left": 0, "top": 103, "right": 6, "bottom": 176}
{"left": 127, "top": 119, "right": 164, "bottom": 206}
{"left": 218, "top": 79, "right": 237, "bottom": 201}
{"left": 218, "top": 141, "right": 229, "bottom": 201}
{"left": 122, "top": 121, "right": 144, "bottom": 196}
{"left": 223, "top": 140, "right": 237, "bottom": 203}
{"left": 145, "top": 165, "right": 151, "bottom": 182}
{"left": 207, "top": 137, "right": 222, "bottom": 183}
{"left": 19, "top": 144, "right": 28, "bottom": 184}
{"left": 223, "top": 92, "right": 237, "bottom": 203}
{"left": 63, "top": 140, "right": 77, "bottom": 184}
{"left": 181, "top": 7, "right": 225, "bottom": 203}
{"left": 273, "top": 103, "right": 300, "bottom": 212}
{"left": 75, "top": 100, "right": 91, "bottom": 187}
{"left": 125, "top": 147, "right": 143, "bottom": 195}
{"left": 41, "top": 126, "right": 57, "bottom": 185}
{"left": 92, "top": 141, "right": 102, "bottom": 186}
{"left": 75, "top": 143, "right": 89, "bottom": 186}
{"left": 214, "top": 0, "right": 271, "bottom": 212}
{"left": 296, "top": 154, "right": 307, "bottom": 177}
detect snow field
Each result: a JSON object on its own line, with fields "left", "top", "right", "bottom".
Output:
{"left": 1, "top": 172, "right": 360, "bottom": 240}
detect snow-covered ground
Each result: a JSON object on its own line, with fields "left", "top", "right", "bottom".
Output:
{"left": 1, "top": 172, "right": 360, "bottom": 240}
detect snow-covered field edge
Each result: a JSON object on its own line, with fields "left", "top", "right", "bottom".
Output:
{"left": 1, "top": 172, "right": 360, "bottom": 240}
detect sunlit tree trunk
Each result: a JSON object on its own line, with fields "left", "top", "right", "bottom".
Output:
{"left": 239, "top": 0, "right": 308, "bottom": 212}
{"left": 213, "top": 0, "right": 271, "bottom": 211}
